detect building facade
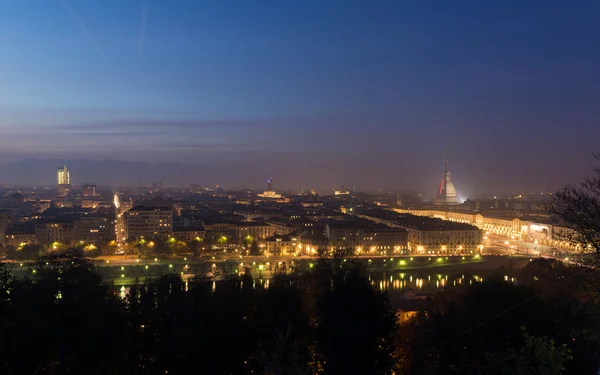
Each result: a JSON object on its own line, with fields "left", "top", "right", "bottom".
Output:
{"left": 360, "top": 211, "right": 483, "bottom": 254}
{"left": 172, "top": 228, "right": 206, "bottom": 242}
{"left": 325, "top": 222, "right": 408, "bottom": 254}
{"left": 5, "top": 230, "right": 37, "bottom": 247}
{"left": 80, "top": 214, "right": 115, "bottom": 244}
{"left": 236, "top": 222, "right": 278, "bottom": 243}
{"left": 35, "top": 220, "right": 81, "bottom": 247}
{"left": 57, "top": 165, "right": 71, "bottom": 196}
{"left": 393, "top": 208, "right": 580, "bottom": 251}
{"left": 265, "top": 234, "right": 300, "bottom": 255}
{"left": 125, "top": 206, "right": 173, "bottom": 240}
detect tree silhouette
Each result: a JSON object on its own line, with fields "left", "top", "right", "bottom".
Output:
{"left": 6, "top": 243, "right": 44, "bottom": 260}
{"left": 188, "top": 237, "right": 202, "bottom": 257}
{"left": 551, "top": 152, "right": 600, "bottom": 261}
{"left": 0, "top": 249, "right": 130, "bottom": 373}
{"left": 259, "top": 324, "right": 309, "bottom": 375}
{"left": 401, "top": 279, "right": 596, "bottom": 375}
{"left": 313, "top": 250, "right": 397, "bottom": 374}
{"left": 481, "top": 328, "right": 572, "bottom": 375}
{"left": 251, "top": 240, "right": 261, "bottom": 255}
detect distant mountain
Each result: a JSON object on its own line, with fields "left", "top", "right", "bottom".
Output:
{"left": 0, "top": 158, "right": 309, "bottom": 189}
{"left": 0, "top": 156, "right": 449, "bottom": 193}
{"left": 0, "top": 159, "right": 223, "bottom": 187}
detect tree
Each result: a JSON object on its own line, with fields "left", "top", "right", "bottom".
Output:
{"left": 313, "top": 250, "right": 397, "bottom": 374}
{"left": 188, "top": 237, "right": 203, "bottom": 257}
{"left": 103, "top": 240, "right": 118, "bottom": 255}
{"left": 481, "top": 328, "right": 572, "bottom": 375}
{"left": 151, "top": 238, "right": 170, "bottom": 256}
{"left": 1, "top": 249, "right": 130, "bottom": 373}
{"left": 551, "top": 152, "right": 600, "bottom": 261}
{"left": 250, "top": 240, "right": 261, "bottom": 255}
{"left": 169, "top": 240, "right": 187, "bottom": 256}
{"left": 244, "top": 235, "right": 254, "bottom": 248}
{"left": 217, "top": 235, "right": 229, "bottom": 246}
{"left": 259, "top": 324, "right": 309, "bottom": 375}
{"left": 7, "top": 243, "right": 44, "bottom": 260}
{"left": 401, "top": 279, "right": 597, "bottom": 375}
{"left": 251, "top": 275, "right": 311, "bottom": 374}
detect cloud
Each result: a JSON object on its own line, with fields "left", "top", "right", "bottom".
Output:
{"left": 138, "top": 0, "right": 148, "bottom": 57}
{"left": 56, "top": 119, "right": 266, "bottom": 131}
{"left": 143, "top": 142, "right": 252, "bottom": 149}
{"left": 63, "top": 0, "right": 111, "bottom": 65}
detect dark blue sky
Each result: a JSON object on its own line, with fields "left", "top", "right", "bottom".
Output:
{"left": 0, "top": 0, "right": 599, "bottom": 195}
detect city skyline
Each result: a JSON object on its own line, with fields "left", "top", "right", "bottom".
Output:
{"left": 2, "top": 2, "right": 600, "bottom": 373}
{"left": 0, "top": 156, "right": 564, "bottom": 199}
{"left": 1, "top": 1, "right": 599, "bottom": 193}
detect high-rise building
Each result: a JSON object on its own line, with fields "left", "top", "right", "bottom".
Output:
{"left": 434, "top": 148, "right": 459, "bottom": 205}
{"left": 57, "top": 165, "right": 71, "bottom": 196}
{"left": 267, "top": 178, "right": 273, "bottom": 191}
{"left": 82, "top": 184, "right": 97, "bottom": 197}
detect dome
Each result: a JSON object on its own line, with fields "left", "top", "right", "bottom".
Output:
{"left": 435, "top": 174, "right": 458, "bottom": 205}
{"left": 434, "top": 148, "right": 459, "bottom": 206}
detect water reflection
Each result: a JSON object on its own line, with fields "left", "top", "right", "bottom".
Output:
{"left": 115, "top": 271, "right": 519, "bottom": 299}
{"left": 368, "top": 272, "right": 518, "bottom": 293}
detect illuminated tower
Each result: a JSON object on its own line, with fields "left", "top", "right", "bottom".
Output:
{"left": 434, "top": 148, "right": 459, "bottom": 205}
{"left": 267, "top": 178, "right": 273, "bottom": 191}
{"left": 57, "top": 165, "right": 71, "bottom": 196}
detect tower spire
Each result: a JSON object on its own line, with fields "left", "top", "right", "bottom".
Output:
{"left": 445, "top": 147, "right": 449, "bottom": 176}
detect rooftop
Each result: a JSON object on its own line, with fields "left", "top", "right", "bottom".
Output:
{"left": 130, "top": 206, "right": 173, "bottom": 212}
{"left": 362, "top": 209, "right": 479, "bottom": 231}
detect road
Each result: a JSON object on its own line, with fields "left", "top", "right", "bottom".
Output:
{"left": 483, "top": 233, "right": 547, "bottom": 256}
{"left": 88, "top": 233, "right": 581, "bottom": 267}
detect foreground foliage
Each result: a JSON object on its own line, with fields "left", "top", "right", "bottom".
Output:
{"left": 0, "top": 250, "right": 598, "bottom": 374}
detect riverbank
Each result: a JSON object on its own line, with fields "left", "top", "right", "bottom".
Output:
{"left": 5, "top": 254, "right": 532, "bottom": 286}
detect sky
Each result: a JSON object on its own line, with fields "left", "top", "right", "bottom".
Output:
{"left": 0, "top": 0, "right": 599, "bottom": 195}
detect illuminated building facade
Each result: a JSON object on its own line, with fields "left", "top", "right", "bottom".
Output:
{"left": 172, "top": 228, "right": 206, "bottom": 242}
{"left": 125, "top": 206, "right": 173, "bottom": 240}
{"left": 5, "top": 231, "right": 37, "bottom": 247}
{"left": 236, "top": 222, "right": 278, "bottom": 243}
{"left": 360, "top": 210, "right": 483, "bottom": 254}
{"left": 334, "top": 185, "right": 351, "bottom": 196}
{"left": 202, "top": 221, "right": 237, "bottom": 242}
{"left": 80, "top": 215, "right": 115, "bottom": 244}
{"left": 257, "top": 178, "right": 284, "bottom": 200}
{"left": 434, "top": 148, "right": 459, "bottom": 206}
{"left": 57, "top": 165, "right": 71, "bottom": 196}
{"left": 265, "top": 234, "right": 300, "bottom": 255}
{"left": 393, "top": 208, "right": 581, "bottom": 251}
{"left": 35, "top": 220, "right": 81, "bottom": 247}
{"left": 325, "top": 221, "right": 408, "bottom": 254}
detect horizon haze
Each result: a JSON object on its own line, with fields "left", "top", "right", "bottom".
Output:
{"left": 1, "top": 0, "right": 599, "bottom": 195}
